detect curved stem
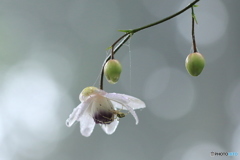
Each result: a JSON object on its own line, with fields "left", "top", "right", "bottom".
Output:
{"left": 191, "top": 7, "right": 198, "bottom": 52}
{"left": 111, "top": 33, "right": 130, "bottom": 59}
{"left": 99, "top": 0, "right": 200, "bottom": 89}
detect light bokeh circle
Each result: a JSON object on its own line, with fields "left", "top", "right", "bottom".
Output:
{"left": 176, "top": 0, "right": 228, "bottom": 46}
{"left": 143, "top": 68, "right": 171, "bottom": 100}
{"left": 146, "top": 67, "right": 195, "bottom": 120}
{"left": 0, "top": 60, "right": 74, "bottom": 159}
{"left": 119, "top": 46, "right": 168, "bottom": 95}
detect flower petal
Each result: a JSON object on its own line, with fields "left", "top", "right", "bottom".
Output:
{"left": 124, "top": 105, "right": 139, "bottom": 125}
{"left": 104, "top": 93, "right": 146, "bottom": 110}
{"left": 79, "top": 111, "right": 95, "bottom": 137}
{"left": 108, "top": 100, "right": 140, "bottom": 124}
{"left": 104, "top": 93, "right": 143, "bottom": 124}
{"left": 101, "top": 117, "right": 119, "bottom": 135}
{"left": 65, "top": 106, "right": 81, "bottom": 127}
{"left": 121, "top": 94, "right": 146, "bottom": 109}
{"left": 66, "top": 97, "right": 94, "bottom": 127}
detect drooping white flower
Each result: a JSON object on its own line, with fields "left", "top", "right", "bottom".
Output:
{"left": 66, "top": 86, "right": 146, "bottom": 137}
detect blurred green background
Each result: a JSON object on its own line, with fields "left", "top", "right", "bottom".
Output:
{"left": 0, "top": 0, "right": 239, "bottom": 160}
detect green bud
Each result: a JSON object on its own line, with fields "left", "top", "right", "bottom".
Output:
{"left": 185, "top": 52, "right": 205, "bottom": 76}
{"left": 104, "top": 59, "right": 122, "bottom": 84}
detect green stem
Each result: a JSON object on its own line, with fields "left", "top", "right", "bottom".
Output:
{"left": 111, "top": 33, "right": 130, "bottom": 59}
{"left": 131, "top": 0, "right": 200, "bottom": 33}
{"left": 191, "top": 7, "right": 198, "bottom": 52}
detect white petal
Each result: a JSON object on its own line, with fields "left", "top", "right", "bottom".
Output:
{"left": 101, "top": 118, "right": 119, "bottom": 135}
{"left": 104, "top": 93, "right": 143, "bottom": 124}
{"left": 97, "top": 89, "right": 108, "bottom": 96}
{"left": 65, "top": 97, "right": 94, "bottom": 127}
{"left": 65, "top": 106, "right": 81, "bottom": 127}
{"left": 90, "top": 95, "right": 114, "bottom": 114}
{"left": 79, "top": 111, "right": 95, "bottom": 137}
{"left": 104, "top": 93, "right": 146, "bottom": 110}
{"left": 104, "top": 93, "right": 128, "bottom": 105}
{"left": 108, "top": 100, "right": 125, "bottom": 110}
{"left": 124, "top": 105, "right": 139, "bottom": 125}
{"left": 122, "top": 94, "right": 146, "bottom": 109}
{"left": 110, "top": 101, "right": 140, "bottom": 124}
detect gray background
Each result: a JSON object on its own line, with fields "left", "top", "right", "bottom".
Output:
{"left": 0, "top": 0, "right": 239, "bottom": 160}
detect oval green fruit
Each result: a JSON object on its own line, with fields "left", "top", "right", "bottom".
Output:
{"left": 185, "top": 52, "right": 205, "bottom": 76}
{"left": 104, "top": 59, "right": 122, "bottom": 84}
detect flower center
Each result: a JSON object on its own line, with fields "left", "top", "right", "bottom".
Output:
{"left": 93, "top": 110, "right": 114, "bottom": 124}
{"left": 90, "top": 95, "right": 116, "bottom": 124}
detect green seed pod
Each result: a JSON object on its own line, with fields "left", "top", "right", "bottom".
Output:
{"left": 104, "top": 59, "right": 122, "bottom": 84}
{"left": 185, "top": 52, "right": 205, "bottom": 76}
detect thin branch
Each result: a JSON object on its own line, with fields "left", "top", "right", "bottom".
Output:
{"left": 191, "top": 7, "right": 198, "bottom": 52}
{"left": 110, "top": 33, "right": 130, "bottom": 59}
{"left": 132, "top": 0, "right": 200, "bottom": 33}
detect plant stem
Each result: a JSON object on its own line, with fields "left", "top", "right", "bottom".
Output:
{"left": 191, "top": 7, "right": 198, "bottom": 52}
{"left": 111, "top": 33, "right": 130, "bottom": 59}
{"left": 99, "top": 0, "right": 200, "bottom": 90}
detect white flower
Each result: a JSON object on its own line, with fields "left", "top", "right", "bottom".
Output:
{"left": 66, "top": 86, "right": 146, "bottom": 137}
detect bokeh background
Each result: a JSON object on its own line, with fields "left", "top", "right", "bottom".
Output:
{"left": 0, "top": 0, "right": 239, "bottom": 160}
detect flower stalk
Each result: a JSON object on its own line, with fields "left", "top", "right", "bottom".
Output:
{"left": 191, "top": 7, "right": 198, "bottom": 52}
